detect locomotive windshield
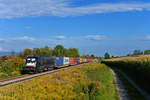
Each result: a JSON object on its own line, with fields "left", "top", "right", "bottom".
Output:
{"left": 26, "top": 57, "right": 37, "bottom": 67}
{"left": 26, "top": 58, "right": 36, "bottom": 63}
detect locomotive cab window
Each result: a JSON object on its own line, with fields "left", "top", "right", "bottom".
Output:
{"left": 26, "top": 58, "right": 37, "bottom": 63}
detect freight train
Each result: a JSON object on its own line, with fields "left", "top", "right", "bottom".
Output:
{"left": 23, "top": 56, "right": 97, "bottom": 73}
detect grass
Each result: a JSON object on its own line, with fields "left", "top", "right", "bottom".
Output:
{"left": 0, "top": 63, "right": 118, "bottom": 100}
{"left": 84, "top": 65, "right": 118, "bottom": 100}
{"left": 112, "top": 67, "right": 145, "bottom": 100}
{"left": 102, "top": 55, "right": 150, "bottom": 96}
{"left": 83, "top": 64, "right": 118, "bottom": 100}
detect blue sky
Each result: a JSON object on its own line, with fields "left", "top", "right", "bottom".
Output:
{"left": 0, "top": 0, "right": 150, "bottom": 56}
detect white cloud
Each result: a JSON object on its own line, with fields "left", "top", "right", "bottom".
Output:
{"left": 0, "top": 36, "right": 35, "bottom": 42}
{"left": 0, "top": 1, "right": 150, "bottom": 18}
{"left": 55, "top": 35, "right": 65, "bottom": 39}
{"left": 86, "top": 35, "right": 105, "bottom": 40}
{"left": 17, "top": 36, "right": 35, "bottom": 41}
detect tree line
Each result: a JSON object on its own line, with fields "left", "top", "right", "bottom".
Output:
{"left": 17, "top": 45, "right": 97, "bottom": 59}
{"left": 18, "top": 45, "right": 80, "bottom": 58}
{"left": 104, "top": 49, "right": 150, "bottom": 59}
{"left": 127, "top": 49, "right": 150, "bottom": 56}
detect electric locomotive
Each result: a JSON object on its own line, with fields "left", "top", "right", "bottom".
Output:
{"left": 23, "top": 56, "right": 56, "bottom": 73}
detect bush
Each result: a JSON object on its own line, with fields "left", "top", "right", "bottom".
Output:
{"left": 0, "top": 56, "right": 25, "bottom": 78}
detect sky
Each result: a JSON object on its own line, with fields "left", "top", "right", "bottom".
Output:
{"left": 0, "top": 0, "right": 150, "bottom": 56}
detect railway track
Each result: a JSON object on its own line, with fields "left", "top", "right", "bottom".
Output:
{"left": 0, "top": 63, "right": 87, "bottom": 87}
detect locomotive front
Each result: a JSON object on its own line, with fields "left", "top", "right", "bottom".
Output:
{"left": 23, "top": 56, "right": 38, "bottom": 73}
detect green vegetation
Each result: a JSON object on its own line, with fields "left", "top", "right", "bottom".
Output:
{"left": 104, "top": 52, "right": 110, "bottom": 59}
{"left": 126, "top": 49, "right": 150, "bottom": 56}
{"left": 18, "top": 45, "right": 100, "bottom": 59}
{"left": 102, "top": 60, "right": 150, "bottom": 95}
{"left": 144, "top": 50, "right": 150, "bottom": 55}
{"left": 0, "top": 45, "right": 99, "bottom": 79}
{"left": 0, "top": 56, "right": 25, "bottom": 78}
{"left": 18, "top": 45, "right": 80, "bottom": 58}
{"left": 83, "top": 64, "right": 118, "bottom": 100}
{"left": 133, "top": 50, "right": 143, "bottom": 55}
{"left": 0, "top": 63, "right": 118, "bottom": 100}
{"left": 113, "top": 68, "right": 145, "bottom": 100}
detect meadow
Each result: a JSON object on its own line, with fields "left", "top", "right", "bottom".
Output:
{"left": 0, "top": 63, "right": 118, "bottom": 100}
{"left": 102, "top": 55, "right": 150, "bottom": 94}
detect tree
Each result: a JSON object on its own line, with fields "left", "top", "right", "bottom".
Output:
{"left": 104, "top": 52, "right": 110, "bottom": 59}
{"left": 64, "top": 48, "right": 70, "bottom": 57}
{"left": 18, "top": 45, "right": 82, "bottom": 58}
{"left": 33, "top": 48, "right": 41, "bottom": 56}
{"left": 144, "top": 50, "right": 150, "bottom": 55}
{"left": 68, "top": 48, "right": 80, "bottom": 57}
{"left": 40, "top": 46, "right": 52, "bottom": 56}
{"left": 33, "top": 46, "right": 52, "bottom": 56}
{"left": 52, "top": 45, "right": 66, "bottom": 57}
{"left": 81, "top": 54, "right": 89, "bottom": 58}
{"left": 126, "top": 54, "right": 131, "bottom": 56}
{"left": 133, "top": 50, "right": 143, "bottom": 55}
{"left": 18, "top": 52, "right": 24, "bottom": 58}
{"left": 23, "top": 48, "right": 33, "bottom": 58}
{"left": 90, "top": 54, "right": 95, "bottom": 58}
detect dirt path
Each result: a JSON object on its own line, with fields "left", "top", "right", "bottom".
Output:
{"left": 111, "top": 67, "right": 150, "bottom": 100}
{"left": 117, "top": 69, "right": 150, "bottom": 100}
{"left": 111, "top": 69, "right": 130, "bottom": 100}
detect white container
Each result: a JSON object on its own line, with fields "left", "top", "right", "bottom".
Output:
{"left": 63, "top": 57, "right": 69, "bottom": 65}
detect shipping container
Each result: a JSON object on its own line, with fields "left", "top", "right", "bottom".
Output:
{"left": 82, "top": 58, "right": 84, "bottom": 63}
{"left": 74, "top": 58, "right": 77, "bottom": 64}
{"left": 69, "top": 57, "right": 74, "bottom": 65}
{"left": 85, "top": 58, "right": 87, "bottom": 62}
{"left": 63, "top": 57, "right": 69, "bottom": 65}
{"left": 53, "top": 57, "right": 63, "bottom": 66}
{"left": 79, "top": 58, "right": 82, "bottom": 63}
{"left": 77, "top": 58, "right": 80, "bottom": 64}
{"left": 83, "top": 58, "right": 85, "bottom": 62}
{"left": 87, "top": 58, "right": 91, "bottom": 62}
{"left": 82, "top": 58, "right": 84, "bottom": 62}
{"left": 90, "top": 59, "right": 92, "bottom": 62}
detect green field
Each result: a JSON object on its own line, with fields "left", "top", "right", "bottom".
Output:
{"left": 0, "top": 63, "right": 118, "bottom": 100}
